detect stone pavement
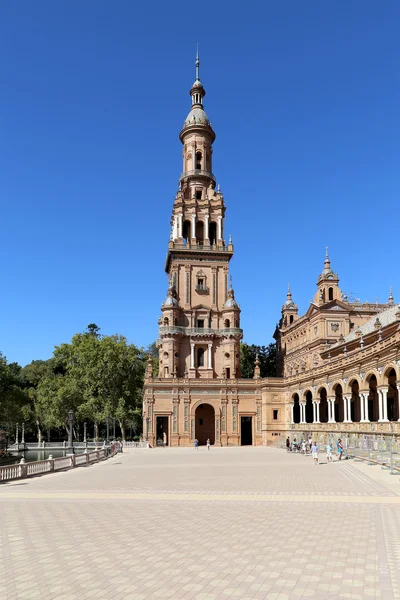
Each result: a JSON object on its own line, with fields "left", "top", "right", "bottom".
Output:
{"left": 1, "top": 447, "right": 400, "bottom": 600}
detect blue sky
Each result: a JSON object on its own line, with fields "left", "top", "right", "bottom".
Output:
{"left": 1, "top": 1, "right": 399, "bottom": 366}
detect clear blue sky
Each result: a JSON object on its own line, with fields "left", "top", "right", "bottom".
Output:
{"left": 1, "top": 1, "right": 398, "bottom": 366}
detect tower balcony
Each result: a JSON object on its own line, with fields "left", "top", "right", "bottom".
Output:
{"left": 179, "top": 169, "right": 216, "bottom": 185}
{"left": 159, "top": 325, "right": 243, "bottom": 338}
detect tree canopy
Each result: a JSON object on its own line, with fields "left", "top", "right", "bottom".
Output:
{"left": 240, "top": 343, "right": 276, "bottom": 378}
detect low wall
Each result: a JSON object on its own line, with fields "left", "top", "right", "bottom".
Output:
{"left": 0, "top": 444, "right": 120, "bottom": 483}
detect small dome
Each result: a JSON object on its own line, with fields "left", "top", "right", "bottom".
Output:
{"left": 224, "top": 297, "right": 239, "bottom": 308}
{"left": 164, "top": 295, "right": 178, "bottom": 307}
{"left": 184, "top": 107, "right": 210, "bottom": 127}
{"left": 192, "top": 79, "right": 203, "bottom": 88}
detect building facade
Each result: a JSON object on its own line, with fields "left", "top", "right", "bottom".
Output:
{"left": 143, "top": 56, "right": 400, "bottom": 447}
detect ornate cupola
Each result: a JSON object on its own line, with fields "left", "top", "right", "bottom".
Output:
{"left": 314, "top": 248, "right": 341, "bottom": 305}
{"left": 222, "top": 279, "right": 241, "bottom": 329}
{"left": 281, "top": 283, "right": 298, "bottom": 327}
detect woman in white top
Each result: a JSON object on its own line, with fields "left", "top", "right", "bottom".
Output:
{"left": 311, "top": 442, "right": 319, "bottom": 465}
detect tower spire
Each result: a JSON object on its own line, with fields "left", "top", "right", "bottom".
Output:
{"left": 324, "top": 246, "right": 330, "bottom": 269}
{"left": 388, "top": 285, "right": 394, "bottom": 305}
{"left": 195, "top": 44, "right": 200, "bottom": 81}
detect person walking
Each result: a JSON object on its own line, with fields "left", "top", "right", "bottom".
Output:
{"left": 286, "top": 436, "right": 291, "bottom": 452}
{"left": 312, "top": 441, "right": 319, "bottom": 465}
{"left": 326, "top": 442, "right": 332, "bottom": 463}
{"left": 206, "top": 438, "right": 211, "bottom": 451}
{"left": 194, "top": 438, "right": 199, "bottom": 450}
{"left": 337, "top": 438, "right": 344, "bottom": 461}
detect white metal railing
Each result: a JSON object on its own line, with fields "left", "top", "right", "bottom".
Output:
{"left": 0, "top": 444, "right": 120, "bottom": 482}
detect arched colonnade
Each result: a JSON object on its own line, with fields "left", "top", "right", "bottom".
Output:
{"left": 291, "top": 365, "right": 400, "bottom": 425}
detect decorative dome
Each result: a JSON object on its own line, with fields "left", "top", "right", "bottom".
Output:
{"left": 162, "top": 280, "right": 179, "bottom": 307}
{"left": 224, "top": 288, "right": 239, "bottom": 309}
{"left": 184, "top": 107, "right": 210, "bottom": 127}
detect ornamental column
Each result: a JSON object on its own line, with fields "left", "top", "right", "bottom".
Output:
{"left": 207, "top": 343, "right": 212, "bottom": 369}
{"left": 360, "top": 392, "right": 365, "bottom": 422}
{"left": 378, "top": 389, "right": 384, "bottom": 422}
{"left": 300, "top": 403, "right": 304, "bottom": 423}
{"left": 204, "top": 214, "right": 209, "bottom": 242}
{"left": 312, "top": 402, "right": 316, "bottom": 423}
{"left": 191, "top": 213, "right": 196, "bottom": 241}
{"left": 343, "top": 395, "right": 348, "bottom": 423}
{"left": 364, "top": 393, "right": 370, "bottom": 422}
{"left": 178, "top": 214, "right": 183, "bottom": 239}
{"left": 217, "top": 215, "right": 222, "bottom": 241}
{"left": 190, "top": 343, "right": 195, "bottom": 369}
{"left": 347, "top": 396, "right": 352, "bottom": 422}
{"left": 328, "top": 398, "right": 336, "bottom": 423}
{"left": 291, "top": 404, "right": 294, "bottom": 424}
{"left": 316, "top": 402, "right": 320, "bottom": 423}
{"left": 382, "top": 389, "right": 388, "bottom": 421}
{"left": 397, "top": 384, "right": 400, "bottom": 422}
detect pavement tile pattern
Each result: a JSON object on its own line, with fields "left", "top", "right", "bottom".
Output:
{"left": 1, "top": 447, "right": 399, "bottom": 600}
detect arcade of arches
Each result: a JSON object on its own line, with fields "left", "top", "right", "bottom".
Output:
{"left": 291, "top": 367, "right": 400, "bottom": 425}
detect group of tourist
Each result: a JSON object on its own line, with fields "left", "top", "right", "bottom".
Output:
{"left": 286, "top": 436, "right": 344, "bottom": 464}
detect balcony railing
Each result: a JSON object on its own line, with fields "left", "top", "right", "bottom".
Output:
{"left": 179, "top": 169, "right": 216, "bottom": 183}
{"left": 159, "top": 326, "right": 243, "bottom": 337}
{"left": 169, "top": 242, "right": 232, "bottom": 253}
{"left": 195, "top": 285, "right": 209, "bottom": 293}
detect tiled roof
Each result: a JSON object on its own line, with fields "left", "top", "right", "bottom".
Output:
{"left": 331, "top": 303, "right": 400, "bottom": 348}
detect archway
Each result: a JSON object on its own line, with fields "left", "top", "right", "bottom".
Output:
{"left": 293, "top": 393, "right": 300, "bottom": 423}
{"left": 305, "top": 391, "right": 313, "bottom": 423}
{"left": 209, "top": 222, "right": 217, "bottom": 245}
{"left": 319, "top": 388, "right": 328, "bottom": 423}
{"left": 384, "top": 367, "right": 398, "bottom": 421}
{"left": 349, "top": 379, "right": 360, "bottom": 422}
{"left": 182, "top": 220, "right": 191, "bottom": 245}
{"left": 334, "top": 384, "right": 344, "bottom": 422}
{"left": 195, "top": 403, "right": 215, "bottom": 445}
{"left": 366, "top": 374, "right": 378, "bottom": 422}
{"left": 195, "top": 221, "right": 204, "bottom": 245}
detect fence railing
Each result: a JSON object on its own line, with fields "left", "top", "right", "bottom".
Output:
{"left": 122, "top": 441, "right": 150, "bottom": 449}
{"left": 0, "top": 444, "right": 119, "bottom": 483}
{"left": 277, "top": 433, "right": 400, "bottom": 473}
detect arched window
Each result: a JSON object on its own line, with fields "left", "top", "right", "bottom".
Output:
{"left": 289, "top": 315, "right": 294, "bottom": 324}
{"left": 182, "top": 220, "right": 191, "bottom": 245}
{"left": 196, "top": 221, "right": 204, "bottom": 244}
{"left": 224, "top": 319, "right": 230, "bottom": 328}
{"left": 196, "top": 152, "right": 202, "bottom": 170}
{"left": 163, "top": 317, "right": 169, "bottom": 326}
{"left": 197, "top": 348, "right": 205, "bottom": 367}
{"left": 209, "top": 222, "right": 217, "bottom": 245}
{"left": 328, "top": 287, "right": 333, "bottom": 301}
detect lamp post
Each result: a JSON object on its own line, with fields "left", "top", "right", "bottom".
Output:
{"left": 83, "top": 422, "right": 87, "bottom": 445}
{"left": 16, "top": 423, "right": 19, "bottom": 446}
{"left": 21, "top": 422, "right": 25, "bottom": 445}
{"left": 106, "top": 415, "right": 110, "bottom": 444}
{"left": 68, "top": 410, "right": 74, "bottom": 454}
{"left": 112, "top": 417, "right": 116, "bottom": 440}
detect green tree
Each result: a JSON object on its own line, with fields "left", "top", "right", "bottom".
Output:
{"left": 0, "top": 353, "right": 26, "bottom": 426}
{"left": 20, "top": 359, "right": 54, "bottom": 442}
{"left": 146, "top": 341, "right": 159, "bottom": 376}
{"left": 36, "top": 326, "right": 146, "bottom": 441}
{"left": 240, "top": 343, "right": 276, "bottom": 379}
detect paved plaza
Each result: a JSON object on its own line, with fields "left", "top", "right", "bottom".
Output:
{"left": 1, "top": 447, "right": 400, "bottom": 600}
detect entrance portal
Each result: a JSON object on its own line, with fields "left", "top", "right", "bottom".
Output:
{"left": 156, "top": 416, "right": 169, "bottom": 446}
{"left": 240, "top": 416, "right": 252, "bottom": 446}
{"left": 195, "top": 404, "right": 215, "bottom": 445}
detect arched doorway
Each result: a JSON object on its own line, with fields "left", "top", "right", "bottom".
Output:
{"left": 349, "top": 379, "right": 360, "bottom": 422}
{"left": 384, "top": 368, "right": 398, "bottom": 421}
{"left": 319, "top": 388, "right": 328, "bottom": 423}
{"left": 334, "top": 384, "right": 344, "bottom": 422}
{"left": 305, "top": 391, "right": 313, "bottom": 423}
{"left": 195, "top": 403, "right": 215, "bottom": 445}
{"left": 366, "top": 374, "right": 378, "bottom": 421}
{"left": 293, "top": 393, "right": 300, "bottom": 423}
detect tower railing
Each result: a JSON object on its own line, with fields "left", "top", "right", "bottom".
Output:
{"left": 179, "top": 169, "right": 216, "bottom": 183}
{"left": 159, "top": 326, "right": 243, "bottom": 337}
